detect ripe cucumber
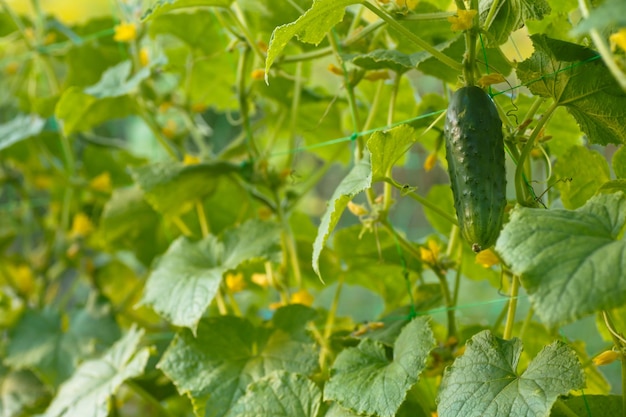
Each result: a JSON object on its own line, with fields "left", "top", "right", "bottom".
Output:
{"left": 444, "top": 86, "right": 506, "bottom": 252}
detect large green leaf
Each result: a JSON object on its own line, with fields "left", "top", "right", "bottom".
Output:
{"left": 553, "top": 146, "right": 611, "bottom": 209}
{"left": 437, "top": 331, "right": 584, "bottom": 417}
{"left": 368, "top": 124, "right": 417, "bottom": 181}
{"left": 265, "top": 0, "right": 362, "bottom": 79}
{"left": 5, "top": 297, "right": 120, "bottom": 386}
{"left": 312, "top": 157, "right": 372, "bottom": 278}
{"left": 0, "top": 115, "right": 45, "bottom": 152}
{"left": 148, "top": 10, "right": 223, "bottom": 55}
{"left": 99, "top": 186, "right": 165, "bottom": 265}
{"left": 130, "top": 161, "right": 239, "bottom": 216}
{"left": 479, "top": 0, "right": 551, "bottom": 46}
{"left": 84, "top": 60, "right": 155, "bottom": 98}
{"left": 158, "top": 306, "right": 319, "bottom": 417}
{"left": 613, "top": 146, "right": 626, "bottom": 179}
{"left": 347, "top": 49, "right": 422, "bottom": 73}
{"left": 516, "top": 34, "right": 626, "bottom": 145}
{"left": 55, "top": 87, "right": 135, "bottom": 135}
{"left": 143, "top": 0, "right": 234, "bottom": 20}
{"left": 323, "top": 317, "right": 435, "bottom": 417}
{"left": 496, "top": 192, "right": 626, "bottom": 327}
{"left": 225, "top": 372, "right": 321, "bottom": 417}
{"left": 141, "top": 220, "right": 281, "bottom": 330}
{"left": 43, "top": 326, "right": 150, "bottom": 417}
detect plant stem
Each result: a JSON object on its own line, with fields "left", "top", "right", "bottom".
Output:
{"left": 578, "top": 0, "right": 626, "bottom": 91}
{"left": 319, "top": 275, "right": 344, "bottom": 372}
{"left": 127, "top": 381, "right": 176, "bottom": 417}
{"left": 502, "top": 274, "right": 520, "bottom": 339}
{"left": 382, "top": 74, "right": 401, "bottom": 215}
{"left": 286, "top": 61, "right": 303, "bottom": 168}
{"left": 552, "top": 399, "right": 582, "bottom": 417}
{"left": 136, "top": 100, "right": 179, "bottom": 160}
{"left": 236, "top": 46, "right": 259, "bottom": 159}
{"left": 196, "top": 201, "right": 210, "bottom": 237}
{"left": 362, "top": 2, "right": 462, "bottom": 72}
{"left": 482, "top": 0, "right": 501, "bottom": 32}
{"left": 514, "top": 101, "right": 557, "bottom": 205}
{"left": 171, "top": 216, "right": 193, "bottom": 237}
{"left": 228, "top": 5, "right": 264, "bottom": 60}
{"left": 602, "top": 311, "right": 626, "bottom": 417}
{"left": 433, "top": 267, "right": 457, "bottom": 339}
{"left": 384, "top": 178, "right": 458, "bottom": 226}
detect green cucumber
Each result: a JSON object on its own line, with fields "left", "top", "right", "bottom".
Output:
{"left": 444, "top": 86, "right": 506, "bottom": 252}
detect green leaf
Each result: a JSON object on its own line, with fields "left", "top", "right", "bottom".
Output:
{"left": 5, "top": 296, "right": 120, "bottom": 386}
{"left": 423, "top": 184, "right": 456, "bottom": 236}
{"left": 0, "top": 115, "right": 45, "bottom": 152}
{"left": 516, "top": 34, "right": 626, "bottom": 146}
{"left": 553, "top": 146, "right": 610, "bottom": 209}
{"left": 314, "top": 283, "right": 385, "bottom": 323}
{"left": 324, "top": 317, "right": 435, "bottom": 417}
{"left": 225, "top": 371, "right": 321, "bottom": 417}
{"left": 570, "top": 0, "right": 626, "bottom": 35}
{"left": 368, "top": 124, "right": 417, "bottom": 181}
{"left": 130, "top": 161, "right": 238, "bottom": 216}
{"left": 99, "top": 186, "right": 165, "bottom": 265}
{"left": 551, "top": 395, "right": 623, "bottom": 417}
{"left": 55, "top": 87, "right": 135, "bottom": 135}
{"left": 0, "top": 369, "right": 49, "bottom": 417}
{"left": 43, "top": 326, "right": 150, "bottom": 417}
{"left": 437, "top": 330, "right": 584, "bottom": 417}
{"left": 347, "top": 49, "right": 420, "bottom": 73}
{"left": 312, "top": 157, "right": 372, "bottom": 277}
{"left": 265, "top": 0, "right": 362, "bottom": 79}
{"left": 157, "top": 306, "right": 319, "bottom": 417}
{"left": 143, "top": 0, "right": 234, "bottom": 20}
{"left": 84, "top": 60, "right": 155, "bottom": 99}
{"left": 496, "top": 192, "right": 626, "bottom": 327}
{"left": 148, "top": 10, "right": 223, "bottom": 55}
{"left": 597, "top": 179, "right": 626, "bottom": 195}
{"left": 613, "top": 146, "right": 626, "bottom": 179}
{"left": 479, "top": 0, "right": 551, "bottom": 46}
{"left": 141, "top": 220, "right": 281, "bottom": 330}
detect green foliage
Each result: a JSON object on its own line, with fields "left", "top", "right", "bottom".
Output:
{"left": 2, "top": 0, "right": 626, "bottom": 415}
{"left": 437, "top": 331, "right": 584, "bottom": 417}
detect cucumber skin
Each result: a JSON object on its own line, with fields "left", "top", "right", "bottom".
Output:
{"left": 444, "top": 86, "right": 506, "bottom": 252}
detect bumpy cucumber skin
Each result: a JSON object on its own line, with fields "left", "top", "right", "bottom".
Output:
{"left": 444, "top": 86, "right": 506, "bottom": 252}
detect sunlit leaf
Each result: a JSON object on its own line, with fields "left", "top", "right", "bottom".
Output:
{"left": 158, "top": 306, "right": 318, "bottom": 417}
{"left": 141, "top": 220, "right": 281, "bottom": 330}
{"left": 0, "top": 115, "right": 45, "bottom": 152}
{"left": 479, "top": 0, "right": 551, "bottom": 46}
{"left": 143, "top": 0, "right": 234, "bottom": 20}
{"left": 437, "top": 330, "right": 584, "bottom": 417}
{"left": 43, "top": 326, "right": 150, "bottom": 417}
{"left": 324, "top": 317, "right": 435, "bottom": 417}
{"left": 312, "top": 157, "right": 372, "bottom": 278}
{"left": 553, "top": 146, "right": 610, "bottom": 209}
{"left": 517, "top": 34, "right": 626, "bottom": 145}
{"left": 496, "top": 192, "right": 626, "bottom": 327}
{"left": 368, "top": 124, "right": 417, "bottom": 181}
{"left": 225, "top": 371, "right": 321, "bottom": 417}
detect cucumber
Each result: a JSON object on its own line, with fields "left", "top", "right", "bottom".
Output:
{"left": 444, "top": 86, "right": 506, "bottom": 252}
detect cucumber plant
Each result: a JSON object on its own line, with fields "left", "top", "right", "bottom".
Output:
{"left": 1, "top": 0, "right": 626, "bottom": 417}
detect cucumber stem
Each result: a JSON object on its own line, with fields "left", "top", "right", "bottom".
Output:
{"left": 502, "top": 274, "right": 520, "bottom": 340}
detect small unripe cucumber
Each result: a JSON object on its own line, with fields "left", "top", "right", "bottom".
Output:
{"left": 444, "top": 86, "right": 506, "bottom": 252}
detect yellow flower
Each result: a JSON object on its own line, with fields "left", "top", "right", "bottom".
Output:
{"left": 475, "top": 248, "right": 499, "bottom": 268}
{"left": 251, "top": 69, "right": 266, "bottom": 80}
{"left": 113, "top": 22, "right": 137, "bottom": 43}
{"left": 89, "top": 172, "right": 112, "bottom": 192}
{"left": 347, "top": 200, "right": 368, "bottom": 217}
{"left": 327, "top": 63, "right": 344, "bottom": 76}
{"left": 70, "top": 212, "right": 94, "bottom": 238}
{"left": 593, "top": 350, "right": 620, "bottom": 366}
{"left": 8, "top": 264, "right": 34, "bottom": 295}
{"left": 448, "top": 9, "right": 477, "bottom": 31}
{"left": 33, "top": 175, "right": 53, "bottom": 190}
{"left": 190, "top": 102, "right": 207, "bottom": 113}
{"left": 290, "top": 289, "right": 314, "bottom": 306}
{"left": 610, "top": 28, "right": 626, "bottom": 52}
{"left": 225, "top": 272, "right": 246, "bottom": 293}
{"left": 420, "top": 239, "right": 440, "bottom": 265}
{"left": 364, "top": 70, "right": 390, "bottom": 81}
{"left": 183, "top": 154, "right": 201, "bottom": 165}
{"left": 269, "top": 300, "right": 285, "bottom": 310}
{"left": 251, "top": 273, "right": 270, "bottom": 288}
{"left": 477, "top": 73, "right": 506, "bottom": 88}
{"left": 139, "top": 47, "right": 150, "bottom": 67}
{"left": 162, "top": 119, "right": 177, "bottom": 138}
{"left": 395, "top": 0, "right": 418, "bottom": 9}
{"left": 5, "top": 61, "right": 19, "bottom": 75}
{"left": 424, "top": 153, "right": 437, "bottom": 172}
